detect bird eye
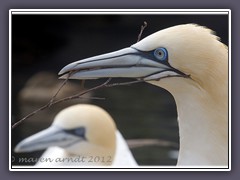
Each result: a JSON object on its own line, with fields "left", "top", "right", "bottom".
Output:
{"left": 74, "top": 128, "right": 85, "bottom": 137}
{"left": 65, "top": 127, "right": 86, "bottom": 138}
{"left": 154, "top": 48, "right": 168, "bottom": 61}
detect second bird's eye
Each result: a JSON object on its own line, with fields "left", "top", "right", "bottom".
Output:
{"left": 154, "top": 48, "right": 168, "bottom": 61}
{"left": 74, "top": 127, "right": 86, "bottom": 137}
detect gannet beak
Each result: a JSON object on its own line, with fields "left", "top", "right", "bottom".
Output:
{"left": 14, "top": 126, "right": 84, "bottom": 153}
{"left": 58, "top": 47, "right": 185, "bottom": 81}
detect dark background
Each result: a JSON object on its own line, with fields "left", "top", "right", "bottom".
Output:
{"left": 11, "top": 13, "right": 228, "bottom": 167}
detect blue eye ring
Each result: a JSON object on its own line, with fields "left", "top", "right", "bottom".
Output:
{"left": 154, "top": 47, "right": 168, "bottom": 61}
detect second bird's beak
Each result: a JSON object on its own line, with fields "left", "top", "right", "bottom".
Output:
{"left": 14, "top": 126, "right": 82, "bottom": 153}
{"left": 58, "top": 47, "right": 178, "bottom": 81}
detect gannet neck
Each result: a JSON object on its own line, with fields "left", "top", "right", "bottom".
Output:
{"left": 112, "top": 131, "right": 138, "bottom": 166}
{"left": 147, "top": 28, "right": 228, "bottom": 166}
{"left": 176, "top": 85, "right": 227, "bottom": 166}
{"left": 150, "top": 76, "right": 228, "bottom": 166}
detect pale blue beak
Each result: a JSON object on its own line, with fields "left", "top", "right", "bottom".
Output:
{"left": 59, "top": 46, "right": 184, "bottom": 81}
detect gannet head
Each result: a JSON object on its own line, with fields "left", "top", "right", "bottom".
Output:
{"left": 14, "top": 104, "right": 116, "bottom": 165}
{"left": 58, "top": 24, "right": 228, "bottom": 99}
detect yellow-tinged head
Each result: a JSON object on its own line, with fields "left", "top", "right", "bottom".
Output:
{"left": 15, "top": 104, "right": 117, "bottom": 165}
{"left": 53, "top": 104, "right": 116, "bottom": 156}
{"left": 133, "top": 24, "right": 228, "bottom": 97}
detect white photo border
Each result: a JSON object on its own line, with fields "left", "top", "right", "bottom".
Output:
{"left": 9, "top": 9, "right": 231, "bottom": 171}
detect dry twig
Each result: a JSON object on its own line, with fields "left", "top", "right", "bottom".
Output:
{"left": 12, "top": 73, "right": 71, "bottom": 129}
{"left": 12, "top": 77, "right": 144, "bottom": 129}
{"left": 12, "top": 22, "right": 148, "bottom": 129}
{"left": 137, "top": 21, "right": 147, "bottom": 42}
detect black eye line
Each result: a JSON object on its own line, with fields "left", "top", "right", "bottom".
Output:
{"left": 64, "top": 127, "right": 86, "bottom": 140}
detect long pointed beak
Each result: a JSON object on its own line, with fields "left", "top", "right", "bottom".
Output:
{"left": 14, "top": 126, "right": 81, "bottom": 153}
{"left": 58, "top": 47, "right": 177, "bottom": 81}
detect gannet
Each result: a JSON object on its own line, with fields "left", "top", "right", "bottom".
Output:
{"left": 14, "top": 104, "right": 137, "bottom": 167}
{"left": 59, "top": 24, "right": 228, "bottom": 166}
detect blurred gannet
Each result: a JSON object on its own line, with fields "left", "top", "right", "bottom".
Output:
{"left": 14, "top": 104, "right": 137, "bottom": 167}
{"left": 59, "top": 24, "right": 228, "bottom": 166}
